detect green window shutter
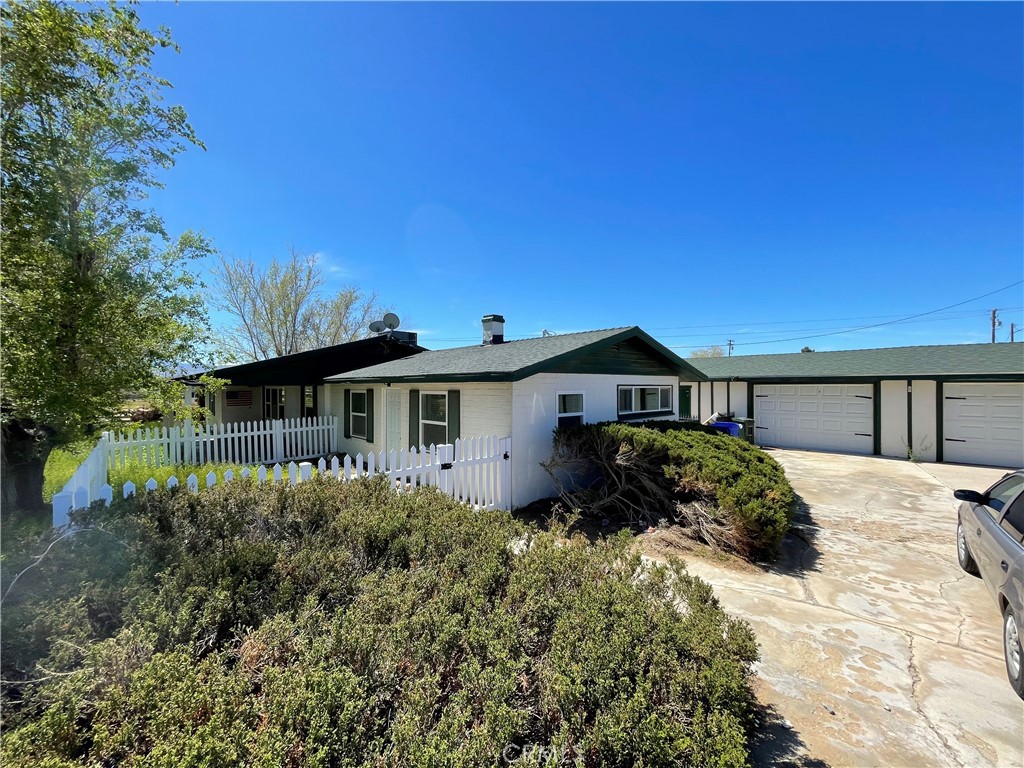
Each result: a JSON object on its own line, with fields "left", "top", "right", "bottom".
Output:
{"left": 447, "top": 389, "right": 460, "bottom": 442}
{"left": 343, "top": 389, "right": 351, "bottom": 439}
{"left": 409, "top": 389, "right": 420, "bottom": 447}
{"left": 365, "top": 388, "right": 375, "bottom": 443}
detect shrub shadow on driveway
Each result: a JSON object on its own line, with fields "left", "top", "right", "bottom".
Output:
{"left": 765, "top": 493, "right": 823, "bottom": 577}
{"left": 749, "top": 701, "right": 831, "bottom": 768}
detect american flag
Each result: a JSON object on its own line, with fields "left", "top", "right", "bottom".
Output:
{"left": 226, "top": 390, "right": 253, "bottom": 407}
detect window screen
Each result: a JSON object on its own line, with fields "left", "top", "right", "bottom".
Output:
{"left": 351, "top": 391, "right": 367, "bottom": 438}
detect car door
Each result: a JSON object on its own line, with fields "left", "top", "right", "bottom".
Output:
{"left": 972, "top": 475, "right": 1024, "bottom": 596}
{"left": 994, "top": 493, "right": 1024, "bottom": 598}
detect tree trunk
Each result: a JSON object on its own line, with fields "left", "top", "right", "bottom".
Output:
{"left": 1, "top": 419, "right": 54, "bottom": 520}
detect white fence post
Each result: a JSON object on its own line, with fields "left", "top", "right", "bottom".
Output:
{"left": 499, "top": 436, "right": 512, "bottom": 511}
{"left": 272, "top": 419, "right": 285, "bottom": 463}
{"left": 184, "top": 419, "right": 195, "bottom": 465}
{"left": 437, "top": 443, "right": 454, "bottom": 498}
{"left": 52, "top": 492, "right": 73, "bottom": 527}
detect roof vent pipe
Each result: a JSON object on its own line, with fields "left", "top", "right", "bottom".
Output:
{"left": 482, "top": 314, "right": 505, "bottom": 345}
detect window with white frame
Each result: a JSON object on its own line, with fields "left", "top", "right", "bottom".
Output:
{"left": 617, "top": 385, "right": 672, "bottom": 416}
{"left": 557, "top": 392, "right": 584, "bottom": 428}
{"left": 350, "top": 391, "right": 368, "bottom": 438}
{"left": 421, "top": 392, "right": 447, "bottom": 446}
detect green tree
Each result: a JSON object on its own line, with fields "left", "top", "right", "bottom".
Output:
{"left": 689, "top": 345, "right": 725, "bottom": 358}
{"left": 213, "top": 248, "right": 388, "bottom": 361}
{"left": 1, "top": 1, "right": 212, "bottom": 515}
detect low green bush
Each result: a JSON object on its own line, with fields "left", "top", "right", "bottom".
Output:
{"left": 2, "top": 477, "right": 759, "bottom": 767}
{"left": 550, "top": 423, "right": 795, "bottom": 560}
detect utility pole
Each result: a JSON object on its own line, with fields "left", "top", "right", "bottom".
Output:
{"left": 991, "top": 309, "right": 1001, "bottom": 343}
{"left": 727, "top": 339, "right": 734, "bottom": 357}
{"left": 1012, "top": 322, "right": 1017, "bottom": 343}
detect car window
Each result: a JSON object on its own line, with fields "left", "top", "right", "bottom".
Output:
{"left": 988, "top": 475, "right": 1024, "bottom": 513}
{"left": 1000, "top": 495, "right": 1024, "bottom": 545}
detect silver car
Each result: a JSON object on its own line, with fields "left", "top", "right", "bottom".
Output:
{"left": 955, "top": 470, "right": 1024, "bottom": 699}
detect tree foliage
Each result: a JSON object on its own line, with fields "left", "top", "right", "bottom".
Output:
{"left": 1, "top": 0, "right": 213, "bottom": 511}
{"left": 689, "top": 345, "right": 725, "bottom": 358}
{"left": 213, "top": 248, "right": 387, "bottom": 362}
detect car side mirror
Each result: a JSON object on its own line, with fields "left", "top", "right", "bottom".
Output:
{"left": 953, "top": 489, "right": 987, "bottom": 504}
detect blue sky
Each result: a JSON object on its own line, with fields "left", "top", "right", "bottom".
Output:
{"left": 139, "top": 1, "right": 1023, "bottom": 357}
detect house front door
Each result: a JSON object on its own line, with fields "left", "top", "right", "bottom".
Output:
{"left": 385, "top": 388, "right": 402, "bottom": 454}
{"left": 679, "top": 385, "right": 692, "bottom": 420}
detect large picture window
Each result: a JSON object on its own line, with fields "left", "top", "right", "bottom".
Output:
{"left": 617, "top": 385, "right": 672, "bottom": 416}
{"left": 557, "top": 393, "right": 584, "bottom": 428}
{"left": 350, "top": 391, "right": 368, "bottom": 439}
{"left": 421, "top": 392, "right": 448, "bottom": 446}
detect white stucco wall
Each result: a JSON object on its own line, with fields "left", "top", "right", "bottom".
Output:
{"left": 910, "top": 379, "right": 938, "bottom": 462}
{"left": 695, "top": 381, "right": 746, "bottom": 419}
{"left": 326, "top": 382, "right": 514, "bottom": 460}
{"left": 880, "top": 380, "right": 908, "bottom": 458}
{"left": 728, "top": 382, "right": 749, "bottom": 418}
{"left": 510, "top": 372, "right": 679, "bottom": 508}
{"left": 213, "top": 386, "right": 263, "bottom": 425}
{"left": 328, "top": 373, "right": 680, "bottom": 508}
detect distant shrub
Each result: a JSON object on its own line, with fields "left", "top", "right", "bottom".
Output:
{"left": 547, "top": 423, "right": 795, "bottom": 560}
{"left": 2, "top": 477, "right": 759, "bottom": 767}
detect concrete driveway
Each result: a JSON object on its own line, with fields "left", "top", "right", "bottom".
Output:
{"left": 652, "top": 449, "right": 1024, "bottom": 768}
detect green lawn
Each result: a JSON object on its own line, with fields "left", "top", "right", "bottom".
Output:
{"left": 43, "top": 438, "right": 97, "bottom": 502}
{"left": 45, "top": 439, "right": 255, "bottom": 501}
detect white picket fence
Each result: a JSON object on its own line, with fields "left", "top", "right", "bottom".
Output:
{"left": 52, "top": 435, "right": 110, "bottom": 523}
{"left": 53, "top": 429, "right": 512, "bottom": 524}
{"left": 107, "top": 416, "right": 337, "bottom": 469}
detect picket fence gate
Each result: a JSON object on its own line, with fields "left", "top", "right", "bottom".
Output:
{"left": 53, "top": 430, "right": 512, "bottom": 525}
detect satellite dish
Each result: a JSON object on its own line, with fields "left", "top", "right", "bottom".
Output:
{"left": 382, "top": 312, "right": 400, "bottom": 330}
{"left": 369, "top": 320, "right": 386, "bottom": 333}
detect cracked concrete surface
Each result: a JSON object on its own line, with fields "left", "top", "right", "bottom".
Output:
{"left": 646, "top": 450, "right": 1024, "bottom": 767}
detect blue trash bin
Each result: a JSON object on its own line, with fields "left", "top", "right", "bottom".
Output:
{"left": 709, "top": 421, "right": 741, "bottom": 437}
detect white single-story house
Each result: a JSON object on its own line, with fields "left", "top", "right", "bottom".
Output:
{"left": 180, "top": 333, "right": 423, "bottom": 425}
{"left": 325, "top": 315, "right": 707, "bottom": 507}
{"left": 688, "top": 343, "right": 1024, "bottom": 468}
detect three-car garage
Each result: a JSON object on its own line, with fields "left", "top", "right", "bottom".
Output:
{"left": 691, "top": 343, "right": 1024, "bottom": 469}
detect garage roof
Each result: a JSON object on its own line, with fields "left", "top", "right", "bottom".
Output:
{"left": 690, "top": 342, "right": 1024, "bottom": 381}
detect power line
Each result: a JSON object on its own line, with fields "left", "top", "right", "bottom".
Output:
{"left": 429, "top": 306, "right": 1022, "bottom": 343}
{"left": 728, "top": 280, "right": 1024, "bottom": 348}
{"left": 655, "top": 309, "right": 1013, "bottom": 340}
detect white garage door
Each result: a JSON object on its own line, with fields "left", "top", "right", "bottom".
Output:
{"left": 754, "top": 384, "right": 874, "bottom": 455}
{"left": 943, "top": 382, "right": 1024, "bottom": 468}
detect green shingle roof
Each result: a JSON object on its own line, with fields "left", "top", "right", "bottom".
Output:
{"left": 690, "top": 342, "right": 1024, "bottom": 380}
{"left": 327, "top": 326, "right": 705, "bottom": 383}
